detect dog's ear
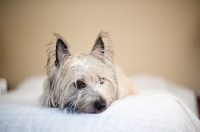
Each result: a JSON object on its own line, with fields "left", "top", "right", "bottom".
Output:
{"left": 91, "top": 31, "right": 113, "bottom": 61}
{"left": 92, "top": 33, "right": 105, "bottom": 55}
{"left": 55, "top": 36, "right": 70, "bottom": 67}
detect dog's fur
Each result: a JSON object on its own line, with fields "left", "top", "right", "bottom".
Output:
{"left": 40, "top": 31, "right": 135, "bottom": 113}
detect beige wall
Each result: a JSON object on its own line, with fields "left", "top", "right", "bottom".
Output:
{"left": 0, "top": 0, "right": 200, "bottom": 90}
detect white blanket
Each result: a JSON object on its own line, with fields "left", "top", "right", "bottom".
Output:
{"left": 0, "top": 95, "right": 200, "bottom": 132}
{"left": 131, "top": 75, "right": 199, "bottom": 117}
{"left": 0, "top": 75, "right": 199, "bottom": 132}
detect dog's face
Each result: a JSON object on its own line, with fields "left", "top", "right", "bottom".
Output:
{"left": 41, "top": 32, "right": 119, "bottom": 113}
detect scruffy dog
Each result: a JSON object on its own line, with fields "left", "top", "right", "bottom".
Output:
{"left": 40, "top": 31, "right": 135, "bottom": 113}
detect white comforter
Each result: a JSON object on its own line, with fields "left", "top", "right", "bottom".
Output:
{"left": 0, "top": 75, "right": 199, "bottom": 132}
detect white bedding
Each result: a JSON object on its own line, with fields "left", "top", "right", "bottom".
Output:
{"left": 0, "top": 75, "right": 200, "bottom": 132}
{"left": 131, "top": 75, "right": 199, "bottom": 117}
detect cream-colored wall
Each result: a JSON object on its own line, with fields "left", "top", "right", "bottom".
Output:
{"left": 0, "top": 0, "right": 200, "bottom": 90}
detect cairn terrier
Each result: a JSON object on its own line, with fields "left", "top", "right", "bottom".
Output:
{"left": 40, "top": 31, "right": 135, "bottom": 113}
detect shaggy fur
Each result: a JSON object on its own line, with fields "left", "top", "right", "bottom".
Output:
{"left": 40, "top": 31, "right": 135, "bottom": 113}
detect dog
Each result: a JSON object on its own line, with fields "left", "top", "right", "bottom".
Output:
{"left": 40, "top": 31, "right": 135, "bottom": 113}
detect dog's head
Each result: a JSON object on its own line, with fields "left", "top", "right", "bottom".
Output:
{"left": 41, "top": 31, "right": 118, "bottom": 113}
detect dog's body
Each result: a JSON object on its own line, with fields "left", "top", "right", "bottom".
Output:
{"left": 40, "top": 32, "right": 135, "bottom": 113}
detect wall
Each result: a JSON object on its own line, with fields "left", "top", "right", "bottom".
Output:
{"left": 0, "top": 0, "right": 200, "bottom": 90}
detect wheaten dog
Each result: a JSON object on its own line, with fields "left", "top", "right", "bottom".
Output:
{"left": 40, "top": 31, "right": 135, "bottom": 113}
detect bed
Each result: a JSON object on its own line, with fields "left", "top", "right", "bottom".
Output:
{"left": 0, "top": 75, "right": 200, "bottom": 132}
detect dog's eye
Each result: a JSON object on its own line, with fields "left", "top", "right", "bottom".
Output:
{"left": 99, "top": 78, "right": 104, "bottom": 84}
{"left": 76, "top": 80, "right": 86, "bottom": 89}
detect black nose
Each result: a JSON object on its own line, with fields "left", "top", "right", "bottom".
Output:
{"left": 94, "top": 100, "right": 106, "bottom": 112}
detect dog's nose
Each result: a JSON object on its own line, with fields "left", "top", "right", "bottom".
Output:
{"left": 94, "top": 101, "right": 106, "bottom": 112}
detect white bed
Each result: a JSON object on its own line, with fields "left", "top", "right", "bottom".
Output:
{"left": 0, "top": 75, "right": 200, "bottom": 132}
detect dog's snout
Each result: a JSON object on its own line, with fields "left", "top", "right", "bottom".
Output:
{"left": 94, "top": 100, "right": 106, "bottom": 112}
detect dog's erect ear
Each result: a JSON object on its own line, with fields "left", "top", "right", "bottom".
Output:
{"left": 91, "top": 31, "right": 113, "bottom": 61}
{"left": 92, "top": 33, "right": 105, "bottom": 55}
{"left": 55, "top": 37, "right": 70, "bottom": 66}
